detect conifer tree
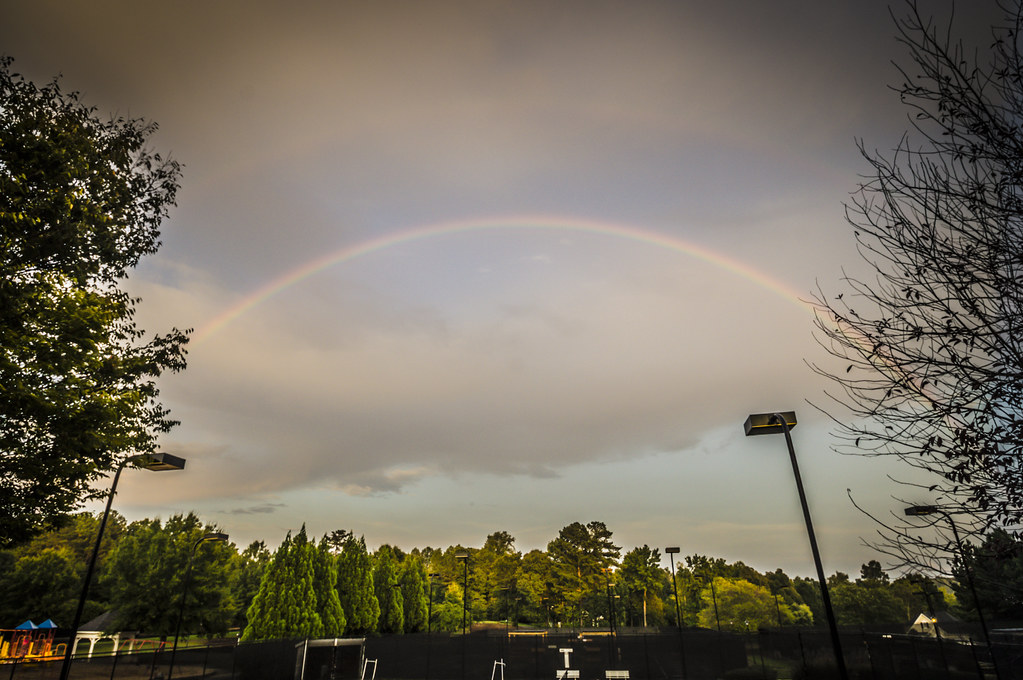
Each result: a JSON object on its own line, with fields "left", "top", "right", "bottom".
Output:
{"left": 374, "top": 546, "right": 404, "bottom": 634}
{"left": 398, "top": 554, "right": 429, "bottom": 633}
{"left": 336, "top": 536, "right": 379, "bottom": 635}
{"left": 242, "top": 528, "right": 324, "bottom": 640}
{"left": 314, "top": 536, "right": 346, "bottom": 636}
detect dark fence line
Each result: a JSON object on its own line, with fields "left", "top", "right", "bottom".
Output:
{"left": 3, "top": 628, "right": 1021, "bottom": 680}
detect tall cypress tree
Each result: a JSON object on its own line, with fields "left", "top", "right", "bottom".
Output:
{"left": 374, "top": 546, "right": 403, "bottom": 634}
{"left": 337, "top": 536, "right": 379, "bottom": 635}
{"left": 315, "top": 536, "right": 346, "bottom": 636}
{"left": 398, "top": 555, "right": 429, "bottom": 633}
{"left": 242, "top": 528, "right": 324, "bottom": 640}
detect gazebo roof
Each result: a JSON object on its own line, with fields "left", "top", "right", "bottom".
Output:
{"left": 80, "top": 610, "right": 119, "bottom": 633}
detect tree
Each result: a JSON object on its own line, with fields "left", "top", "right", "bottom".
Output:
{"left": 336, "top": 535, "right": 378, "bottom": 635}
{"left": 104, "top": 514, "right": 233, "bottom": 638}
{"left": 398, "top": 554, "right": 428, "bottom": 633}
{"left": 811, "top": 0, "right": 1023, "bottom": 563}
{"left": 0, "top": 547, "right": 80, "bottom": 627}
{"left": 227, "top": 541, "right": 271, "bottom": 630}
{"left": 950, "top": 528, "right": 1023, "bottom": 621}
{"left": 314, "top": 537, "right": 346, "bottom": 636}
{"left": 515, "top": 549, "right": 554, "bottom": 627}
{"left": 0, "top": 57, "right": 189, "bottom": 547}
{"left": 242, "top": 528, "right": 323, "bottom": 641}
{"left": 547, "top": 522, "right": 620, "bottom": 627}
{"left": 830, "top": 582, "right": 907, "bottom": 627}
{"left": 619, "top": 545, "right": 666, "bottom": 627}
{"left": 373, "top": 546, "right": 403, "bottom": 634}
{"left": 697, "top": 577, "right": 786, "bottom": 632}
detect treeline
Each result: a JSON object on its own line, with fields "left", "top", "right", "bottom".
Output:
{"left": 3, "top": 514, "right": 1016, "bottom": 639}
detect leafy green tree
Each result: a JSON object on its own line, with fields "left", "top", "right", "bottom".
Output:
{"left": 547, "top": 521, "right": 620, "bottom": 626}
{"left": 619, "top": 545, "right": 666, "bottom": 627}
{"left": 337, "top": 535, "right": 378, "bottom": 635}
{"left": 104, "top": 514, "right": 233, "bottom": 638}
{"left": 515, "top": 549, "right": 554, "bottom": 627}
{"left": 314, "top": 537, "right": 346, "bottom": 636}
{"left": 398, "top": 554, "right": 428, "bottom": 633}
{"left": 373, "top": 546, "right": 403, "bottom": 634}
{"left": 697, "top": 577, "right": 783, "bottom": 632}
{"left": 0, "top": 547, "right": 80, "bottom": 626}
{"left": 792, "top": 577, "right": 824, "bottom": 624}
{"left": 477, "top": 532, "right": 520, "bottom": 621}
{"left": 0, "top": 57, "right": 189, "bottom": 548}
{"left": 228, "top": 541, "right": 271, "bottom": 630}
{"left": 430, "top": 582, "right": 466, "bottom": 632}
{"left": 830, "top": 581, "right": 907, "bottom": 626}
{"left": 243, "top": 528, "right": 323, "bottom": 641}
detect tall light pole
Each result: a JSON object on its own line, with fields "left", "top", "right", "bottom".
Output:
{"left": 905, "top": 505, "right": 999, "bottom": 679}
{"left": 59, "top": 452, "right": 186, "bottom": 680}
{"left": 168, "top": 531, "right": 229, "bottom": 680}
{"left": 455, "top": 552, "right": 469, "bottom": 680}
{"left": 455, "top": 552, "right": 469, "bottom": 635}
{"left": 744, "top": 411, "right": 848, "bottom": 680}
{"left": 665, "top": 547, "right": 686, "bottom": 680}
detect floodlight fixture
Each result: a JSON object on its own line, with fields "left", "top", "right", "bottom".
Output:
{"left": 743, "top": 410, "right": 847, "bottom": 680}
{"left": 743, "top": 411, "right": 797, "bottom": 436}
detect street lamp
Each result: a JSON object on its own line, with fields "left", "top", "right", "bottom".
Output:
{"left": 455, "top": 552, "right": 469, "bottom": 635}
{"left": 665, "top": 547, "right": 683, "bottom": 628}
{"left": 904, "top": 504, "right": 998, "bottom": 676}
{"left": 455, "top": 552, "right": 469, "bottom": 680}
{"left": 665, "top": 547, "right": 687, "bottom": 680}
{"left": 744, "top": 411, "right": 848, "bottom": 680}
{"left": 59, "top": 453, "right": 185, "bottom": 680}
{"left": 168, "top": 532, "right": 229, "bottom": 680}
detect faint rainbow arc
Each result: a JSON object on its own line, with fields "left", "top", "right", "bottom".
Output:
{"left": 192, "top": 215, "right": 812, "bottom": 345}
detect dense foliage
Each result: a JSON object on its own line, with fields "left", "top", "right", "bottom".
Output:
{"left": 0, "top": 57, "right": 190, "bottom": 547}
{"left": 1, "top": 514, "right": 978, "bottom": 639}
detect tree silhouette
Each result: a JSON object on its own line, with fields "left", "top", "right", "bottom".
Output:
{"left": 813, "top": 0, "right": 1023, "bottom": 568}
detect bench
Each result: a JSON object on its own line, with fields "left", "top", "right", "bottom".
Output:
{"left": 605, "top": 671, "right": 630, "bottom": 680}
{"left": 556, "top": 671, "right": 579, "bottom": 680}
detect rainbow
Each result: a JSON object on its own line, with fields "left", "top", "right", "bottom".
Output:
{"left": 192, "top": 215, "right": 812, "bottom": 345}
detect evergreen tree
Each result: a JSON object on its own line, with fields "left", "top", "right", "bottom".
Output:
{"left": 374, "top": 546, "right": 404, "bottom": 634}
{"left": 398, "top": 554, "right": 428, "bottom": 633}
{"left": 314, "top": 536, "right": 346, "bottom": 636}
{"left": 242, "top": 528, "right": 324, "bottom": 641}
{"left": 336, "top": 536, "right": 379, "bottom": 635}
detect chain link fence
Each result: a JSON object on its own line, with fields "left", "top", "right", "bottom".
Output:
{"left": 2, "top": 628, "right": 1021, "bottom": 680}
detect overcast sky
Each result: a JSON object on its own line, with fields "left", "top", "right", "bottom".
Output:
{"left": 1, "top": 0, "right": 1000, "bottom": 576}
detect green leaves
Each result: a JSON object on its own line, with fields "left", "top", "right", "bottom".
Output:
{"left": 0, "top": 56, "right": 189, "bottom": 547}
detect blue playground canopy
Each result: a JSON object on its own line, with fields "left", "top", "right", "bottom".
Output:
{"left": 37, "top": 620, "right": 57, "bottom": 629}
{"left": 14, "top": 621, "right": 37, "bottom": 630}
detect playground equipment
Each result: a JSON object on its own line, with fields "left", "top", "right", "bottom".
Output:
{"left": 1, "top": 620, "right": 61, "bottom": 662}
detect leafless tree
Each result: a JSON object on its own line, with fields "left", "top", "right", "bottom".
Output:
{"left": 812, "top": 0, "right": 1023, "bottom": 573}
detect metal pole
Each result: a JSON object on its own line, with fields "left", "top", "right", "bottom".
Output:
{"left": 666, "top": 552, "right": 687, "bottom": 680}
{"left": 940, "top": 512, "right": 999, "bottom": 680}
{"left": 59, "top": 460, "right": 129, "bottom": 680}
{"left": 772, "top": 413, "right": 848, "bottom": 680}
{"left": 168, "top": 538, "right": 202, "bottom": 680}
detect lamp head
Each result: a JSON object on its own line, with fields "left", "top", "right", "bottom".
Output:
{"left": 203, "top": 532, "right": 229, "bottom": 543}
{"left": 744, "top": 412, "right": 797, "bottom": 436}
{"left": 904, "top": 505, "right": 938, "bottom": 516}
{"left": 665, "top": 546, "right": 680, "bottom": 554}
{"left": 455, "top": 552, "right": 469, "bottom": 561}
{"left": 130, "top": 452, "right": 187, "bottom": 471}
